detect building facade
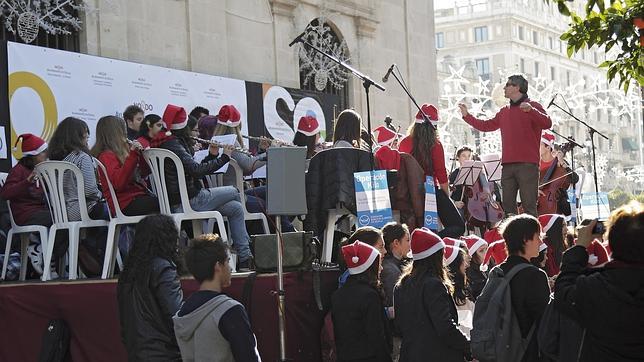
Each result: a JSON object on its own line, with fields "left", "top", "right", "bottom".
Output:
{"left": 434, "top": 0, "right": 643, "bottom": 192}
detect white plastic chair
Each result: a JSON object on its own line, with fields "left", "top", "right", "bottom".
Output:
{"left": 142, "top": 148, "right": 229, "bottom": 242}
{"left": 322, "top": 203, "right": 356, "bottom": 263}
{"left": 94, "top": 159, "right": 155, "bottom": 279}
{"left": 206, "top": 158, "right": 270, "bottom": 234}
{"left": 35, "top": 161, "right": 109, "bottom": 281}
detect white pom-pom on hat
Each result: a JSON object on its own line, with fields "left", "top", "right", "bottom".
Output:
{"left": 352, "top": 256, "right": 359, "bottom": 264}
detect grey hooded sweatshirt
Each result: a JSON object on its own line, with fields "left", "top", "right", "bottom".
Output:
{"left": 173, "top": 292, "right": 260, "bottom": 362}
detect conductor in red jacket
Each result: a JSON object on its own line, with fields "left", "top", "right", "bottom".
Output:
{"left": 458, "top": 75, "right": 551, "bottom": 217}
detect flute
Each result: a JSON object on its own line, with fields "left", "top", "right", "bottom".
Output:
{"left": 191, "top": 136, "right": 252, "bottom": 156}
{"left": 241, "top": 134, "right": 294, "bottom": 147}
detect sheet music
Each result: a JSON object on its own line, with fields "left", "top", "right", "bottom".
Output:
{"left": 454, "top": 160, "right": 484, "bottom": 186}
{"left": 191, "top": 134, "right": 238, "bottom": 174}
{"left": 244, "top": 165, "right": 266, "bottom": 180}
{"left": 479, "top": 153, "right": 502, "bottom": 182}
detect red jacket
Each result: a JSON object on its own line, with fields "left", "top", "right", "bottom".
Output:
{"left": 0, "top": 163, "right": 47, "bottom": 225}
{"left": 398, "top": 136, "right": 448, "bottom": 185}
{"left": 463, "top": 98, "right": 551, "bottom": 165}
{"left": 98, "top": 150, "right": 148, "bottom": 215}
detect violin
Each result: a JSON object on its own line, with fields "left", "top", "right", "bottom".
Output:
{"left": 465, "top": 171, "right": 504, "bottom": 230}
{"left": 537, "top": 142, "right": 575, "bottom": 215}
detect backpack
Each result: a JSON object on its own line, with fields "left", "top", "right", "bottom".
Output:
{"left": 38, "top": 319, "right": 71, "bottom": 362}
{"left": 471, "top": 263, "right": 534, "bottom": 362}
{"left": 537, "top": 295, "right": 586, "bottom": 362}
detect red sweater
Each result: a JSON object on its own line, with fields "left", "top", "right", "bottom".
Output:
{"left": 398, "top": 136, "right": 448, "bottom": 185}
{"left": 98, "top": 150, "right": 147, "bottom": 215}
{"left": 463, "top": 99, "right": 551, "bottom": 165}
{"left": 0, "top": 163, "right": 47, "bottom": 225}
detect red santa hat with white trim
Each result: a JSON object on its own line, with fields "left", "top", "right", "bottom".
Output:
{"left": 296, "top": 115, "right": 320, "bottom": 136}
{"left": 411, "top": 228, "right": 445, "bottom": 261}
{"left": 163, "top": 104, "right": 188, "bottom": 134}
{"left": 372, "top": 126, "right": 397, "bottom": 146}
{"left": 341, "top": 241, "right": 380, "bottom": 275}
{"left": 481, "top": 239, "right": 508, "bottom": 272}
{"left": 443, "top": 237, "right": 467, "bottom": 249}
{"left": 587, "top": 239, "right": 609, "bottom": 268}
{"left": 217, "top": 105, "right": 241, "bottom": 128}
{"left": 443, "top": 245, "right": 460, "bottom": 266}
{"left": 461, "top": 235, "right": 489, "bottom": 257}
{"left": 538, "top": 214, "right": 565, "bottom": 234}
{"left": 14, "top": 133, "right": 47, "bottom": 157}
{"left": 541, "top": 131, "right": 555, "bottom": 149}
{"left": 415, "top": 103, "right": 439, "bottom": 125}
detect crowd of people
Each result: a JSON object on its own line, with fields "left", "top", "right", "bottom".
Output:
{"left": 0, "top": 73, "right": 642, "bottom": 361}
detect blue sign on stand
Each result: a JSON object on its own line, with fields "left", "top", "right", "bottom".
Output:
{"left": 424, "top": 176, "right": 439, "bottom": 230}
{"left": 354, "top": 170, "right": 393, "bottom": 228}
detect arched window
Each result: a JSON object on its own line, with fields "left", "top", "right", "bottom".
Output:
{"left": 298, "top": 18, "right": 350, "bottom": 111}
{"left": 0, "top": 4, "right": 80, "bottom": 51}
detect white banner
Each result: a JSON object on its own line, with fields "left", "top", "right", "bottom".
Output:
{"left": 7, "top": 42, "right": 247, "bottom": 161}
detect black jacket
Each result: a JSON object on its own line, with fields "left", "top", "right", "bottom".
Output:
{"left": 304, "top": 148, "right": 372, "bottom": 236}
{"left": 331, "top": 278, "right": 392, "bottom": 362}
{"left": 117, "top": 257, "right": 183, "bottom": 361}
{"left": 555, "top": 246, "right": 644, "bottom": 362}
{"left": 466, "top": 262, "right": 487, "bottom": 301}
{"left": 394, "top": 273, "right": 470, "bottom": 362}
{"left": 499, "top": 255, "right": 550, "bottom": 362}
{"left": 159, "top": 137, "right": 230, "bottom": 205}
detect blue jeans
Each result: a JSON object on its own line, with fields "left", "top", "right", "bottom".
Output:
{"left": 245, "top": 186, "right": 295, "bottom": 232}
{"left": 188, "top": 186, "right": 252, "bottom": 262}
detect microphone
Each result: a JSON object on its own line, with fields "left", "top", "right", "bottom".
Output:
{"left": 288, "top": 31, "right": 306, "bottom": 47}
{"left": 382, "top": 64, "right": 395, "bottom": 83}
{"left": 547, "top": 93, "right": 558, "bottom": 109}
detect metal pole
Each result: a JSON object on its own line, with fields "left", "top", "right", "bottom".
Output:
{"left": 275, "top": 215, "right": 287, "bottom": 362}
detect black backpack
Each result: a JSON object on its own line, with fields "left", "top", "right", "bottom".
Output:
{"left": 39, "top": 319, "right": 71, "bottom": 362}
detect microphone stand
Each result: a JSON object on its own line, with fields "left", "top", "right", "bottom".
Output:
{"left": 291, "top": 33, "right": 385, "bottom": 170}
{"left": 549, "top": 128, "right": 583, "bottom": 226}
{"left": 549, "top": 100, "right": 608, "bottom": 218}
{"left": 388, "top": 65, "right": 437, "bottom": 130}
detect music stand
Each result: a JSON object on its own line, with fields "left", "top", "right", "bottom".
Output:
{"left": 479, "top": 154, "right": 502, "bottom": 182}
{"left": 454, "top": 160, "right": 484, "bottom": 189}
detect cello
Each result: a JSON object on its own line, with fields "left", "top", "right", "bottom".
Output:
{"left": 537, "top": 142, "right": 575, "bottom": 215}
{"left": 465, "top": 170, "right": 504, "bottom": 231}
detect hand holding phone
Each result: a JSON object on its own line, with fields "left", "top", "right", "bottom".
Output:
{"left": 576, "top": 219, "right": 604, "bottom": 248}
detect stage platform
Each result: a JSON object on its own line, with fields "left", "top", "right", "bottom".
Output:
{"left": 0, "top": 270, "right": 339, "bottom": 362}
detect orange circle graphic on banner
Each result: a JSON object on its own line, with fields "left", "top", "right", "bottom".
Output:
{"left": 8, "top": 71, "right": 58, "bottom": 159}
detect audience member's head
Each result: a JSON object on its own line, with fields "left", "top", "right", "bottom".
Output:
{"left": 347, "top": 226, "right": 385, "bottom": 256}
{"left": 382, "top": 222, "right": 410, "bottom": 258}
{"left": 500, "top": 214, "right": 542, "bottom": 259}
{"left": 606, "top": 200, "right": 644, "bottom": 264}
{"left": 446, "top": 245, "right": 470, "bottom": 306}
{"left": 185, "top": 234, "right": 231, "bottom": 288}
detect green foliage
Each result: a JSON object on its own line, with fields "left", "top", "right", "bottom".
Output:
{"left": 545, "top": 0, "right": 644, "bottom": 92}
{"left": 608, "top": 187, "right": 635, "bottom": 209}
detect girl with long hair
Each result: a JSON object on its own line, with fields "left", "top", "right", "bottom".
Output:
{"left": 91, "top": 116, "right": 159, "bottom": 217}
{"left": 538, "top": 213, "right": 566, "bottom": 277}
{"left": 394, "top": 228, "right": 471, "bottom": 361}
{"left": 159, "top": 104, "right": 255, "bottom": 270}
{"left": 398, "top": 103, "right": 465, "bottom": 239}
{"left": 332, "top": 109, "right": 362, "bottom": 148}
{"left": 117, "top": 214, "right": 183, "bottom": 361}
{"left": 332, "top": 241, "right": 392, "bottom": 361}
{"left": 444, "top": 245, "right": 474, "bottom": 338}
{"left": 0, "top": 134, "right": 57, "bottom": 276}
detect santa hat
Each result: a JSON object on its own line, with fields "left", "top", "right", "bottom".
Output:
{"left": 443, "top": 245, "right": 460, "bottom": 266}
{"left": 341, "top": 241, "right": 380, "bottom": 275}
{"left": 163, "top": 104, "right": 188, "bottom": 133}
{"left": 217, "top": 105, "right": 241, "bottom": 127}
{"left": 539, "top": 242, "right": 548, "bottom": 253}
{"left": 461, "top": 235, "right": 488, "bottom": 257}
{"left": 482, "top": 239, "right": 508, "bottom": 272}
{"left": 415, "top": 103, "right": 439, "bottom": 125}
{"left": 14, "top": 133, "right": 47, "bottom": 157}
{"left": 373, "top": 126, "right": 397, "bottom": 146}
{"left": 587, "top": 239, "right": 609, "bottom": 268}
{"left": 443, "top": 237, "right": 467, "bottom": 249}
{"left": 538, "top": 214, "right": 565, "bottom": 234}
{"left": 411, "top": 228, "right": 445, "bottom": 261}
{"left": 296, "top": 115, "right": 320, "bottom": 136}
{"left": 375, "top": 145, "right": 401, "bottom": 170}
{"left": 483, "top": 227, "right": 503, "bottom": 244}
{"left": 541, "top": 131, "right": 555, "bottom": 149}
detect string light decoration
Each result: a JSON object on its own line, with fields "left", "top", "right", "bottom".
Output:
{"left": 0, "top": 0, "right": 92, "bottom": 43}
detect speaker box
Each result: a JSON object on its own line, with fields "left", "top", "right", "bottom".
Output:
{"left": 266, "top": 147, "right": 307, "bottom": 216}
